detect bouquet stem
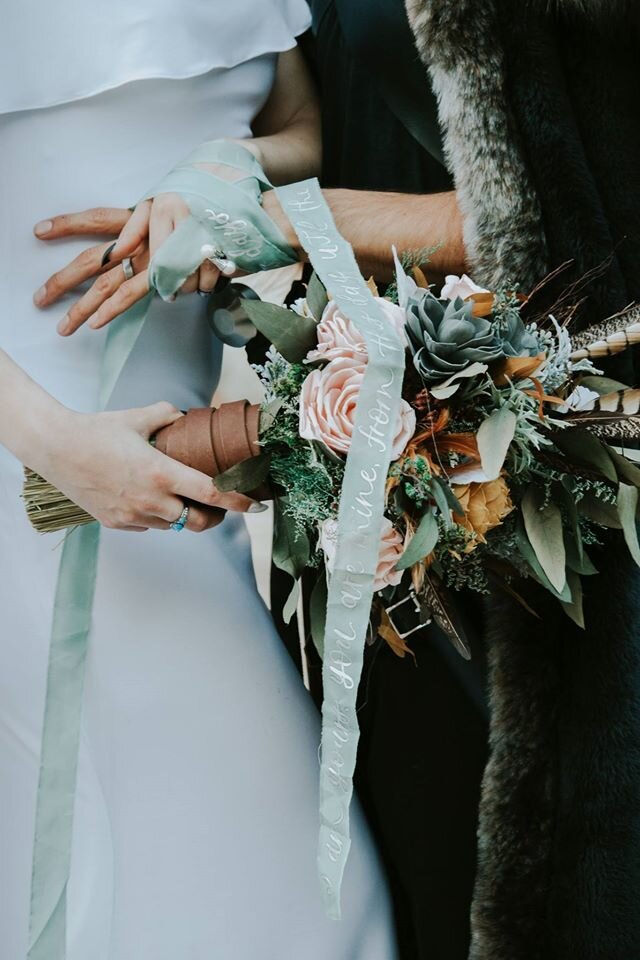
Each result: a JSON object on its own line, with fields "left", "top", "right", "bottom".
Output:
{"left": 23, "top": 400, "right": 265, "bottom": 534}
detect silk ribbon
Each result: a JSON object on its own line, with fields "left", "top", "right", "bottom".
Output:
{"left": 276, "top": 180, "right": 406, "bottom": 918}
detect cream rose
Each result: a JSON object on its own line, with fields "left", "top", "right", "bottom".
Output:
{"left": 320, "top": 517, "right": 404, "bottom": 592}
{"left": 299, "top": 357, "right": 416, "bottom": 459}
{"left": 441, "top": 274, "right": 489, "bottom": 301}
{"left": 305, "top": 298, "right": 407, "bottom": 364}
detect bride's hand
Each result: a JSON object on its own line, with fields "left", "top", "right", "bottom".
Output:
{"left": 33, "top": 199, "right": 226, "bottom": 336}
{"left": 35, "top": 400, "right": 263, "bottom": 531}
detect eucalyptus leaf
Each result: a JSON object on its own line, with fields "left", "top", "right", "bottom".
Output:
{"left": 611, "top": 446, "right": 640, "bottom": 463}
{"left": 552, "top": 428, "right": 618, "bottom": 483}
{"left": 578, "top": 376, "right": 630, "bottom": 396}
{"left": 477, "top": 407, "right": 517, "bottom": 481}
{"left": 396, "top": 511, "right": 439, "bottom": 570}
{"left": 617, "top": 482, "right": 640, "bottom": 568}
{"left": 559, "top": 479, "right": 583, "bottom": 563}
{"left": 272, "top": 498, "right": 311, "bottom": 581}
{"left": 607, "top": 446, "right": 640, "bottom": 488}
{"left": 213, "top": 452, "right": 271, "bottom": 494}
{"left": 522, "top": 486, "right": 567, "bottom": 593}
{"left": 561, "top": 569, "right": 585, "bottom": 629}
{"left": 564, "top": 531, "right": 597, "bottom": 576}
{"left": 429, "top": 362, "right": 488, "bottom": 400}
{"left": 309, "top": 570, "right": 328, "bottom": 659}
{"left": 306, "top": 272, "right": 329, "bottom": 322}
{"left": 577, "top": 493, "right": 623, "bottom": 529}
{"left": 431, "top": 477, "right": 454, "bottom": 528}
{"left": 259, "top": 398, "right": 284, "bottom": 437}
{"left": 243, "top": 299, "right": 318, "bottom": 363}
{"left": 283, "top": 578, "right": 301, "bottom": 625}
{"left": 432, "top": 476, "right": 464, "bottom": 515}
{"left": 515, "top": 521, "right": 573, "bottom": 602}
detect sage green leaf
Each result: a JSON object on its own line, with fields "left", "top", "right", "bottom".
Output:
{"left": 607, "top": 446, "right": 640, "bottom": 488}
{"left": 431, "top": 477, "right": 454, "bottom": 528}
{"left": 396, "top": 511, "right": 439, "bottom": 570}
{"left": 429, "top": 362, "right": 488, "bottom": 400}
{"left": 432, "top": 476, "right": 464, "bottom": 515}
{"left": 559, "top": 479, "right": 583, "bottom": 563}
{"left": 213, "top": 452, "right": 271, "bottom": 493}
{"left": 476, "top": 407, "right": 517, "bottom": 481}
{"left": 309, "top": 570, "right": 328, "bottom": 659}
{"left": 272, "top": 499, "right": 311, "bottom": 580}
{"left": 283, "top": 578, "right": 301, "bottom": 625}
{"left": 259, "top": 398, "right": 284, "bottom": 437}
{"left": 552, "top": 428, "right": 618, "bottom": 483}
{"left": 243, "top": 299, "right": 318, "bottom": 363}
{"left": 561, "top": 569, "right": 585, "bottom": 629}
{"left": 515, "top": 521, "right": 573, "bottom": 602}
{"left": 522, "top": 486, "right": 567, "bottom": 593}
{"left": 577, "top": 493, "right": 623, "bottom": 529}
{"left": 564, "top": 531, "right": 598, "bottom": 576}
{"left": 617, "top": 482, "right": 640, "bottom": 568}
{"left": 611, "top": 446, "right": 640, "bottom": 463}
{"left": 306, "top": 272, "right": 329, "bottom": 322}
{"left": 578, "top": 375, "right": 631, "bottom": 396}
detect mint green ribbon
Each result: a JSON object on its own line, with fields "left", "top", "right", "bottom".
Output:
{"left": 144, "top": 140, "right": 297, "bottom": 301}
{"left": 27, "top": 296, "right": 152, "bottom": 960}
{"left": 276, "top": 181, "right": 407, "bottom": 919}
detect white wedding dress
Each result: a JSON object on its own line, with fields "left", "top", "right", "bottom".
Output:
{"left": 0, "top": 3, "right": 398, "bottom": 958}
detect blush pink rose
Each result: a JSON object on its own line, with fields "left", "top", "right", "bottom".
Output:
{"left": 305, "top": 298, "right": 407, "bottom": 364}
{"left": 320, "top": 517, "right": 404, "bottom": 592}
{"left": 299, "top": 357, "right": 416, "bottom": 459}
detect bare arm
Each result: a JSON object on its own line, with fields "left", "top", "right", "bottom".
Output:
{"left": 263, "top": 187, "right": 466, "bottom": 282}
{"left": 235, "top": 47, "right": 322, "bottom": 185}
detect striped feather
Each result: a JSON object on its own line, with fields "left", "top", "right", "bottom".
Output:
{"left": 570, "top": 304, "right": 640, "bottom": 360}
{"left": 563, "top": 388, "right": 640, "bottom": 424}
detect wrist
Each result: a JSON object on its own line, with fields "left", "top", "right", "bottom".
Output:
{"left": 21, "top": 399, "right": 77, "bottom": 476}
{"left": 262, "top": 190, "right": 303, "bottom": 261}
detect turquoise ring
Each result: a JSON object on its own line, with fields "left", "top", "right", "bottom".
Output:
{"left": 170, "top": 505, "right": 189, "bottom": 532}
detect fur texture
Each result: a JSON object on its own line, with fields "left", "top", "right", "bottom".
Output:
{"left": 405, "top": 0, "right": 548, "bottom": 291}
{"left": 405, "top": 2, "right": 640, "bottom": 957}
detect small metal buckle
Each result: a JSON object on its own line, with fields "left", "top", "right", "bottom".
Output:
{"left": 384, "top": 588, "right": 432, "bottom": 640}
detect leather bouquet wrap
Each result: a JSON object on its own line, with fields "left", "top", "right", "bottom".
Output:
{"left": 23, "top": 400, "right": 270, "bottom": 533}
{"left": 154, "top": 400, "right": 270, "bottom": 500}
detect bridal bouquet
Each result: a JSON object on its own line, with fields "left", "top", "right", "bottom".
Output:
{"left": 25, "top": 262, "right": 640, "bottom": 656}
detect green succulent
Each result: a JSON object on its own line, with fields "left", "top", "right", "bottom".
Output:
{"left": 498, "top": 310, "right": 542, "bottom": 358}
{"left": 406, "top": 291, "right": 504, "bottom": 384}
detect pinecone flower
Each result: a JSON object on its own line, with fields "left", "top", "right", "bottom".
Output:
{"left": 406, "top": 291, "right": 504, "bottom": 385}
{"left": 452, "top": 477, "right": 514, "bottom": 549}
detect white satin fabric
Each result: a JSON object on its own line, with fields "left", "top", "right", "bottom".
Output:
{"left": 0, "top": 11, "right": 398, "bottom": 960}
{"left": 1, "top": 0, "right": 311, "bottom": 113}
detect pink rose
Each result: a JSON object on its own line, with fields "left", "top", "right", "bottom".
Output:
{"left": 305, "top": 299, "right": 407, "bottom": 364}
{"left": 299, "top": 357, "right": 416, "bottom": 459}
{"left": 320, "top": 517, "right": 404, "bottom": 592}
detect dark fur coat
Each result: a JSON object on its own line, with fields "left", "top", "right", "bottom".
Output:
{"left": 404, "top": 1, "right": 640, "bottom": 957}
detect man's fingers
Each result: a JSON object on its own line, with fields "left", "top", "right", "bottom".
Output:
{"left": 34, "top": 241, "right": 116, "bottom": 307}
{"left": 197, "top": 261, "right": 220, "bottom": 293}
{"left": 111, "top": 201, "right": 152, "bottom": 258}
{"left": 167, "top": 460, "right": 266, "bottom": 513}
{"left": 133, "top": 401, "right": 183, "bottom": 437}
{"left": 34, "top": 208, "right": 131, "bottom": 240}
{"left": 89, "top": 271, "right": 150, "bottom": 330}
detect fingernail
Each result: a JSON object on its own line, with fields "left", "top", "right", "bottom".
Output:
{"left": 57, "top": 314, "right": 70, "bottom": 335}
{"left": 33, "top": 286, "right": 47, "bottom": 306}
{"left": 248, "top": 502, "right": 269, "bottom": 514}
{"left": 34, "top": 220, "right": 53, "bottom": 237}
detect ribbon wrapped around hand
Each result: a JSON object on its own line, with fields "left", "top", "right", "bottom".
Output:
{"left": 142, "top": 140, "right": 298, "bottom": 301}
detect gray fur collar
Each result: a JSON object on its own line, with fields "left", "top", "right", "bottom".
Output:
{"left": 404, "top": 0, "right": 549, "bottom": 290}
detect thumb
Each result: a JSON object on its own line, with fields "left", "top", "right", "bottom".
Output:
{"left": 132, "top": 401, "right": 183, "bottom": 437}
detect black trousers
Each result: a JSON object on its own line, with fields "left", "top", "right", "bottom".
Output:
{"left": 273, "top": 566, "right": 489, "bottom": 960}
